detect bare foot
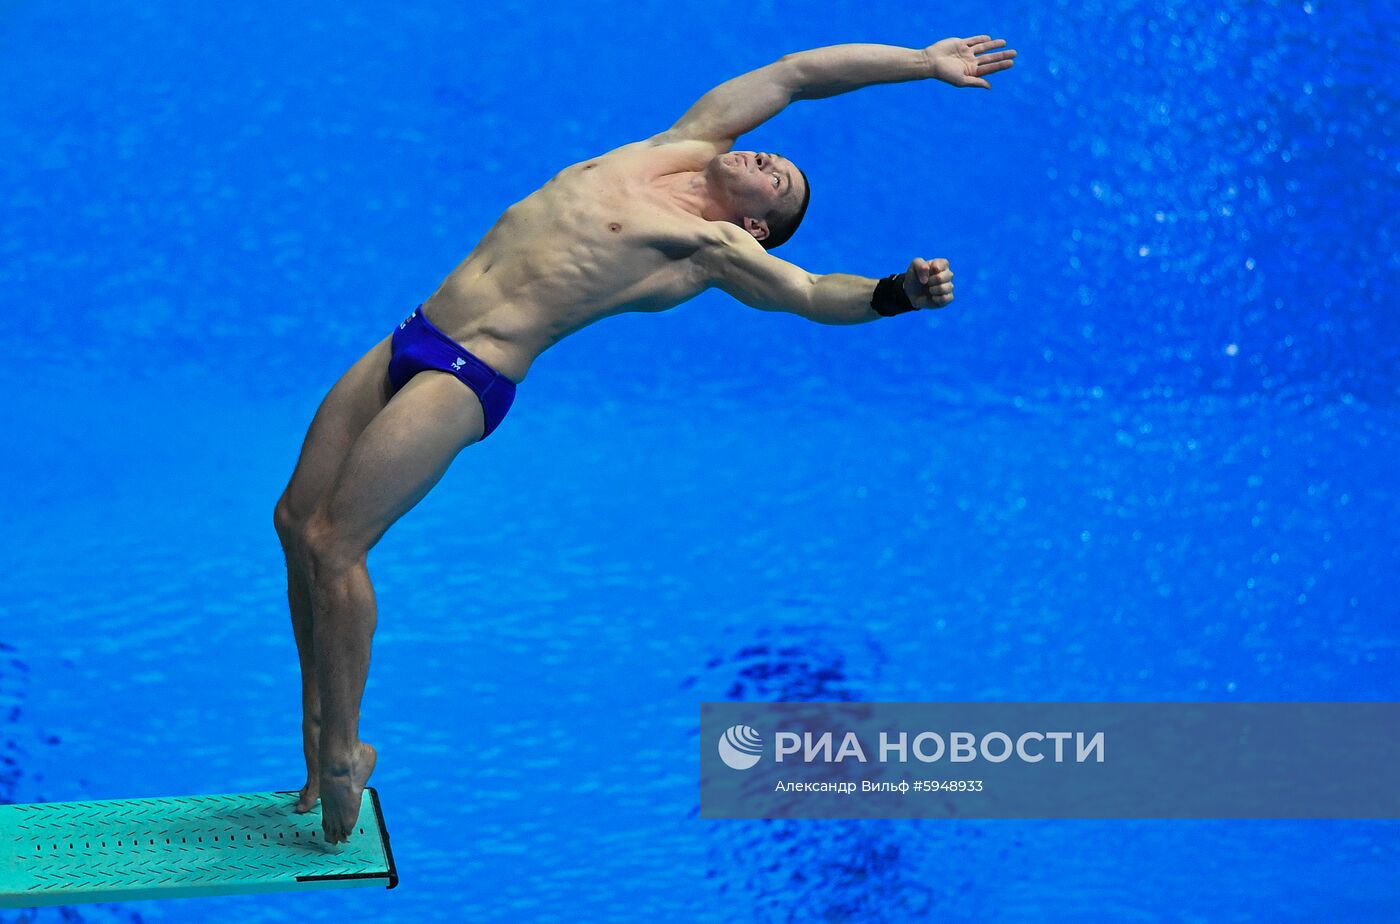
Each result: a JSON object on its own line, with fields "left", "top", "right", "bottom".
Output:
{"left": 318, "top": 741, "right": 377, "bottom": 844}
{"left": 295, "top": 719, "right": 321, "bottom": 813}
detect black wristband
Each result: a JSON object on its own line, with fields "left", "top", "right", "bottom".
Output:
{"left": 871, "top": 273, "right": 917, "bottom": 317}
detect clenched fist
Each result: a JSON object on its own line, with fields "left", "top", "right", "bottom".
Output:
{"left": 905, "top": 257, "right": 954, "bottom": 309}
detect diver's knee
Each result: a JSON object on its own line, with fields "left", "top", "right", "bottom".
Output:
{"left": 274, "top": 495, "right": 304, "bottom": 545}
{"left": 300, "top": 509, "right": 365, "bottom": 579}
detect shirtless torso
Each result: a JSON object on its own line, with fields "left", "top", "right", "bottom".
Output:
{"left": 419, "top": 136, "right": 728, "bottom": 384}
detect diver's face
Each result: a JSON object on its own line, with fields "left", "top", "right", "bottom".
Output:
{"left": 711, "top": 150, "right": 802, "bottom": 227}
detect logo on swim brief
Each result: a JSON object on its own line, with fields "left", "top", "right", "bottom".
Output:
{"left": 399, "top": 311, "right": 416, "bottom": 329}
{"left": 451, "top": 357, "right": 466, "bottom": 372}
{"left": 718, "top": 725, "right": 764, "bottom": 770}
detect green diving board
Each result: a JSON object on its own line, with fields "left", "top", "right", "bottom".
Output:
{"left": 0, "top": 788, "right": 396, "bottom": 908}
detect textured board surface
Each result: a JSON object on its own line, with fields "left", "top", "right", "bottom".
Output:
{"left": 0, "top": 788, "right": 396, "bottom": 908}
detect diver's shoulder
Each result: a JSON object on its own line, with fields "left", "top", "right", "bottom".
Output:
{"left": 688, "top": 220, "right": 764, "bottom": 280}
{"left": 702, "top": 219, "right": 763, "bottom": 251}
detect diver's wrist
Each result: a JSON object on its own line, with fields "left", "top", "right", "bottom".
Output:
{"left": 871, "top": 273, "right": 917, "bottom": 317}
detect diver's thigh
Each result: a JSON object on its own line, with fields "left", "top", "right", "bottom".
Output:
{"left": 279, "top": 334, "right": 394, "bottom": 521}
{"left": 310, "top": 371, "right": 486, "bottom": 555}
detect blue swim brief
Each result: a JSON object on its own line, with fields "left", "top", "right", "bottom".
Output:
{"left": 386, "top": 305, "right": 517, "bottom": 440}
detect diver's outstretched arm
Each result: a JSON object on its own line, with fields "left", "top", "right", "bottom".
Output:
{"left": 697, "top": 221, "right": 954, "bottom": 326}
{"left": 786, "top": 37, "right": 1015, "bottom": 100}
{"left": 665, "top": 36, "right": 1015, "bottom": 145}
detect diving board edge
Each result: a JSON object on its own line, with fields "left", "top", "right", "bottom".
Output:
{"left": 293, "top": 786, "right": 398, "bottom": 891}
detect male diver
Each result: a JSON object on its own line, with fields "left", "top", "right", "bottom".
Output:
{"left": 272, "top": 36, "right": 1017, "bottom": 842}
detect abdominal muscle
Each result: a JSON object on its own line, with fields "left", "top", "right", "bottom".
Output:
{"left": 410, "top": 150, "right": 715, "bottom": 384}
{"left": 416, "top": 266, "right": 561, "bottom": 385}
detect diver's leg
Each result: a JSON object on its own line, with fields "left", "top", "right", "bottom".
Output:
{"left": 272, "top": 334, "right": 393, "bottom": 811}
{"left": 300, "top": 370, "right": 487, "bottom": 843}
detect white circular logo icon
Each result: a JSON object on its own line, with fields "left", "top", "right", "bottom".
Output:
{"left": 717, "top": 724, "right": 763, "bottom": 770}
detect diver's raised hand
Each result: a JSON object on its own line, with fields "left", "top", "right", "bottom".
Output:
{"left": 923, "top": 35, "right": 1017, "bottom": 90}
{"left": 906, "top": 258, "right": 954, "bottom": 309}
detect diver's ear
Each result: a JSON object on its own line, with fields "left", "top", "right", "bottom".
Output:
{"left": 743, "top": 216, "right": 769, "bottom": 242}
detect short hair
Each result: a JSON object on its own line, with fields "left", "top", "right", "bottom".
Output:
{"left": 761, "top": 162, "right": 811, "bottom": 251}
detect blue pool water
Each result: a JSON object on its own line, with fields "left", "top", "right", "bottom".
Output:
{"left": 3, "top": 1, "right": 1397, "bottom": 921}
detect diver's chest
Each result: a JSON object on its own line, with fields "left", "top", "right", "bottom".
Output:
{"left": 553, "top": 166, "right": 660, "bottom": 217}
{"left": 540, "top": 173, "right": 701, "bottom": 256}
